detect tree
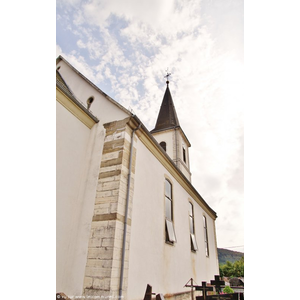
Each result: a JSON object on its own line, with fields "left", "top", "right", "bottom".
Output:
{"left": 220, "top": 257, "right": 244, "bottom": 277}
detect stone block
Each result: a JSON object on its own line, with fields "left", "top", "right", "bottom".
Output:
{"left": 87, "top": 247, "right": 114, "bottom": 260}
{"left": 86, "top": 258, "right": 113, "bottom": 269}
{"left": 88, "top": 236, "right": 102, "bottom": 248}
{"left": 100, "top": 156, "right": 123, "bottom": 168}
{"left": 102, "top": 138, "right": 126, "bottom": 154}
{"left": 113, "top": 131, "right": 125, "bottom": 140}
{"left": 83, "top": 277, "right": 93, "bottom": 289}
{"left": 96, "top": 190, "right": 112, "bottom": 197}
{"left": 92, "top": 278, "right": 110, "bottom": 290}
{"left": 98, "top": 175, "right": 115, "bottom": 183}
{"left": 94, "top": 195, "right": 118, "bottom": 205}
{"left": 94, "top": 203, "right": 110, "bottom": 215}
{"left": 98, "top": 169, "right": 121, "bottom": 179}
{"left": 102, "top": 237, "right": 115, "bottom": 247}
{"left": 84, "top": 288, "right": 110, "bottom": 298}
{"left": 100, "top": 180, "right": 120, "bottom": 191}
{"left": 110, "top": 202, "right": 118, "bottom": 213}
{"left": 85, "top": 266, "right": 112, "bottom": 278}
{"left": 104, "top": 135, "right": 114, "bottom": 142}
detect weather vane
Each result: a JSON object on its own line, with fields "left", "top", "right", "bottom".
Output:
{"left": 164, "top": 69, "right": 171, "bottom": 84}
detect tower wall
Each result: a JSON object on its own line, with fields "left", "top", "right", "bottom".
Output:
{"left": 152, "top": 129, "right": 191, "bottom": 182}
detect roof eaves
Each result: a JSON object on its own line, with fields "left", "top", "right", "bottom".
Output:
{"left": 56, "top": 72, "right": 99, "bottom": 123}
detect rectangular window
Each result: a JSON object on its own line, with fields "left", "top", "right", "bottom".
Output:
{"left": 166, "top": 219, "right": 176, "bottom": 243}
{"left": 203, "top": 215, "right": 209, "bottom": 257}
{"left": 183, "top": 147, "right": 186, "bottom": 163}
{"left": 165, "top": 179, "right": 176, "bottom": 243}
{"left": 189, "top": 202, "right": 198, "bottom": 251}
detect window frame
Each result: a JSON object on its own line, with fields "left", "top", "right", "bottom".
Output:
{"left": 189, "top": 202, "right": 198, "bottom": 251}
{"left": 160, "top": 141, "right": 167, "bottom": 152}
{"left": 86, "top": 96, "right": 94, "bottom": 110}
{"left": 165, "top": 179, "right": 176, "bottom": 244}
{"left": 203, "top": 215, "right": 209, "bottom": 257}
{"left": 183, "top": 146, "right": 186, "bottom": 163}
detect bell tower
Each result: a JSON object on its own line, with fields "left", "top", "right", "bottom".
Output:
{"left": 150, "top": 77, "right": 192, "bottom": 181}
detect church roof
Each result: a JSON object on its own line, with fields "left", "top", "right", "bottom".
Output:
{"left": 56, "top": 69, "right": 99, "bottom": 123}
{"left": 151, "top": 82, "right": 180, "bottom": 133}
{"left": 56, "top": 69, "right": 76, "bottom": 101}
{"left": 151, "top": 82, "right": 191, "bottom": 146}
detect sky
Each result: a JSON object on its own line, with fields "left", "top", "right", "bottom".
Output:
{"left": 56, "top": 0, "right": 244, "bottom": 253}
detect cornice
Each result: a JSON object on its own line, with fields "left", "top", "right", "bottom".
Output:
{"left": 128, "top": 116, "right": 217, "bottom": 220}
{"left": 56, "top": 87, "right": 98, "bottom": 129}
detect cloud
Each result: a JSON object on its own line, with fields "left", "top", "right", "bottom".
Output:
{"left": 77, "top": 0, "right": 175, "bottom": 30}
{"left": 56, "top": 44, "right": 63, "bottom": 57}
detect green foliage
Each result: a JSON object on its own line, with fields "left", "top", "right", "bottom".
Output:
{"left": 219, "top": 256, "right": 244, "bottom": 277}
{"left": 219, "top": 266, "right": 224, "bottom": 278}
{"left": 223, "top": 286, "right": 234, "bottom": 294}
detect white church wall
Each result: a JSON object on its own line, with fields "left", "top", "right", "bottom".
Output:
{"left": 56, "top": 57, "right": 219, "bottom": 299}
{"left": 57, "top": 59, "right": 130, "bottom": 126}
{"left": 56, "top": 101, "right": 105, "bottom": 296}
{"left": 127, "top": 137, "right": 219, "bottom": 300}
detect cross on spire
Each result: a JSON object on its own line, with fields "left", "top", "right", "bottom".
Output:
{"left": 210, "top": 275, "right": 225, "bottom": 294}
{"left": 164, "top": 69, "right": 171, "bottom": 85}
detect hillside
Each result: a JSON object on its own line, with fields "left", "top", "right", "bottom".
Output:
{"left": 218, "top": 248, "right": 244, "bottom": 265}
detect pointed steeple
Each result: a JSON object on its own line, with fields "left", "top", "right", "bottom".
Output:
{"left": 151, "top": 79, "right": 192, "bottom": 182}
{"left": 151, "top": 82, "right": 180, "bottom": 133}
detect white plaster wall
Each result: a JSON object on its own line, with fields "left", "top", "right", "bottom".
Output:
{"left": 56, "top": 101, "right": 105, "bottom": 296}
{"left": 57, "top": 60, "right": 129, "bottom": 126}
{"left": 127, "top": 139, "right": 219, "bottom": 300}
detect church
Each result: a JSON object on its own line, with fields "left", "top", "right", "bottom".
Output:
{"left": 56, "top": 55, "right": 219, "bottom": 300}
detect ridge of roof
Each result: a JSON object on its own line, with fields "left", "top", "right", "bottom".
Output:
{"left": 56, "top": 70, "right": 99, "bottom": 123}
{"left": 56, "top": 69, "right": 75, "bottom": 100}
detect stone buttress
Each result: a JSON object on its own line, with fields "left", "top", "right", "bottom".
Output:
{"left": 82, "top": 117, "right": 137, "bottom": 299}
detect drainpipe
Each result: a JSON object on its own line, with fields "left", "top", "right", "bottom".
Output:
{"left": 118, "top": 120, "right": 141, "bottom": 299}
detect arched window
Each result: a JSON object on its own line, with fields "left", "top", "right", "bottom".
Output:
{"left": 183, "top": 147, "right": 186, "bottom": 163}
{"left": 189, "top": 202, "right": 198, "bottom": 251}
{"left": 160, "top": 141, "right": 166, "bottom": 151}
{"left": 87, "top": 96, "right": 94, "bottom": 110}
{"left": 165, "top": 179, "right": 176, "bottom": 243}
{"left": 203, "top": 215, "right": 209, "bottom": 257}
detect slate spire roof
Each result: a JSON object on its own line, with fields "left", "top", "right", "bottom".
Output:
{"left": 151, "top": 81, "right": 180, "bottom": 133}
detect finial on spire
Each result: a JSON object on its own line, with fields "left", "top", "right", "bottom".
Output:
{"left": 164, "top": 69, "right": 171, "bottom": 85}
